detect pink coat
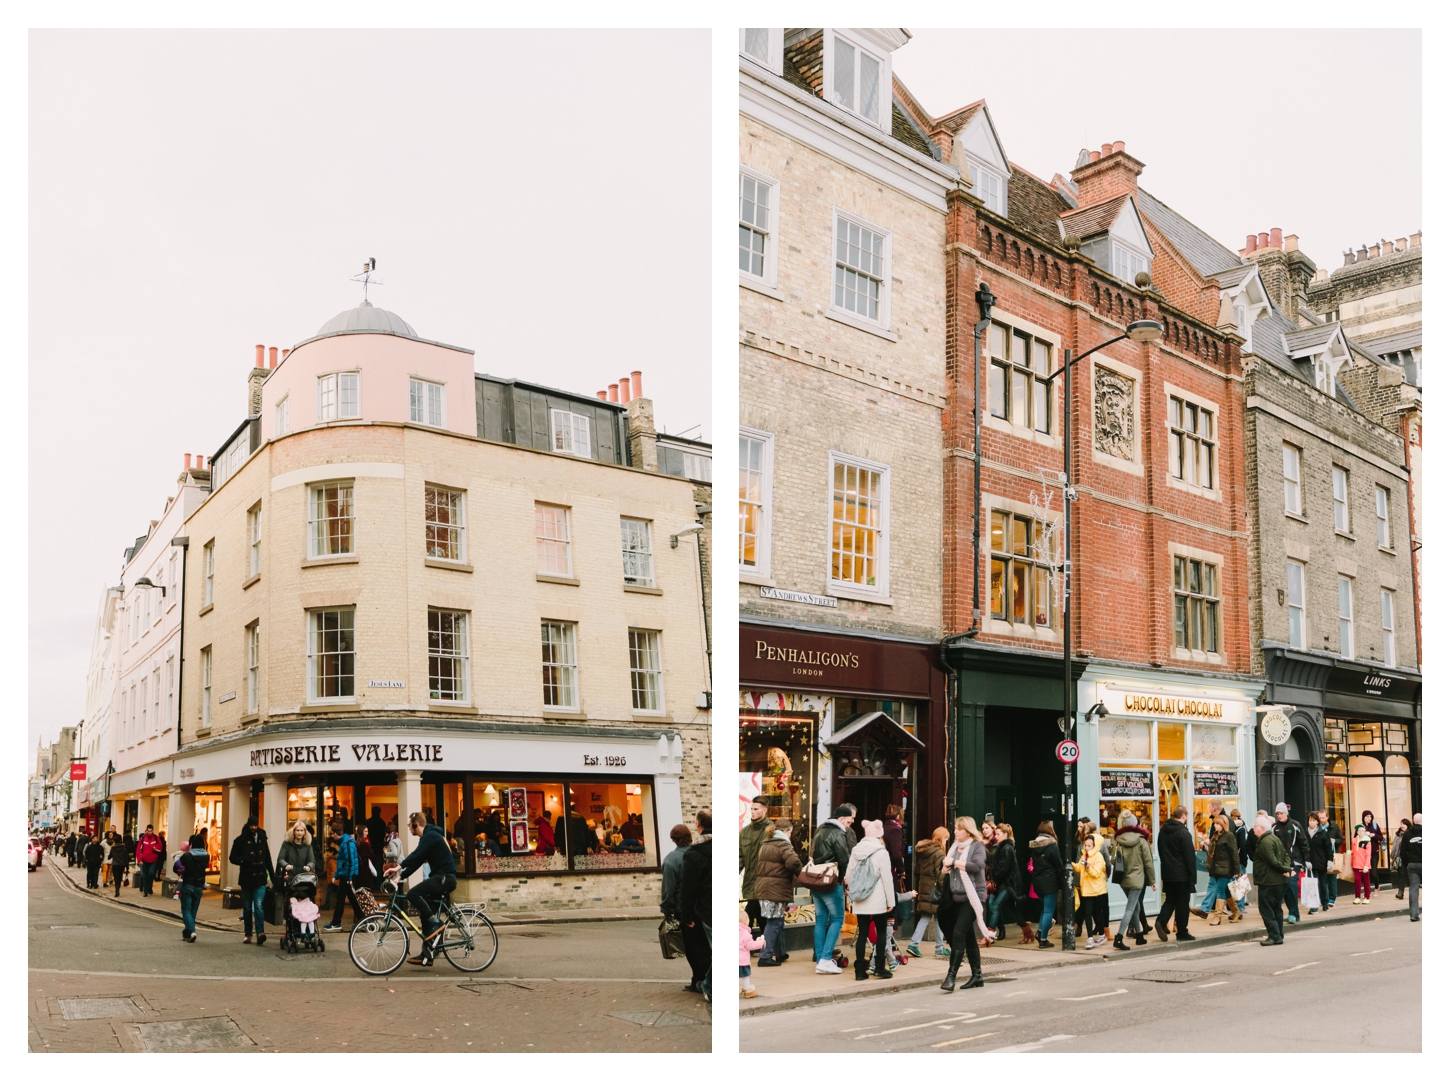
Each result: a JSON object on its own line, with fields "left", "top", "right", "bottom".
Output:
{"left": 739, "top": 921, "right": 764, "bottom": 965}
{"left": 1351, "top": 836, "right": 1373, "bottom": 871}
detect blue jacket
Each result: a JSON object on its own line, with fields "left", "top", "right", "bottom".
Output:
{"left": 398, "top": 824, "right": 457, "bottom": 879}
{"left": 335, "top": 832, "right": 359, "bottom": 880}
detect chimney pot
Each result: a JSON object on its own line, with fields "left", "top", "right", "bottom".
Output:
{"left": 1396, "top": 237, "right": 1407, "bottom": 252}
{"left": 596, "top": 390, "right": 607, "bottom": 400}
{"left": 255, "top": 344, "right": 265, "bottom": 367}
{"left": 608, "top": 383, "right": 620, "bottom": 403}
{"left": 184, "top": 453, "right": 192, "bottom": 470}
{"left": 1270, "top": 227, "right": 1283, "bottom": 248}
{"left": 1258, "top": 232, "right": 1270, "bottom": 249}
{"left": 1101, "top": 143, "right": 1113, "bottom": 156}
{"left": 268, "top": 346, "right": 278, "bottom": 369}
{"left": 1358, "top": 245, "right": 1369, "bottom": 262}
{"left": 1089, "top": 150, "right": 1100, "bottom": 163}
{"left": 282, "top": 348, "right": 290, "bottom": 360}
{"left": 1410, "top": 231, "right": 1421, "bottom": 247}
{"left": 1344, "top": 250, "right": 1355, "bottom": 266}
{"left": 1246, "top": 234, "right": 1258, "bottom": 253}
{"left": 631, "top": 370, "right": 643, "bottom": 399}
{"left": 1112, "top": 140, "right": 1125, "bottom": 154}
{"left": 1284, "top": 233, "right": 1299, "bottom": 252}
{"left": 619, "top": 376, "right": 633, "bottom": 404}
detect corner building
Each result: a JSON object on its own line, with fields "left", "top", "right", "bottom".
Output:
{"left": 168, "top": 302, "right": 710, "bottom": 913}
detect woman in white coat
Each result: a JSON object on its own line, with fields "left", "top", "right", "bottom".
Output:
{"left": 845, "top": 819, "right": 896, "bottom": 981}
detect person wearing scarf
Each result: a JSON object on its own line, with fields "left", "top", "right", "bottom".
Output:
{"left": 938, "top": 816, "right": 987, "bottom": 993}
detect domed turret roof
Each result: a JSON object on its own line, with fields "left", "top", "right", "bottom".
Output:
{"left": 315, "top": 300, "right": 418, "bottom": 340}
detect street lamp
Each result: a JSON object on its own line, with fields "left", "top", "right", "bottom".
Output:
{"left": 1045, "top": 316, "right": 1163, "bottom": 950}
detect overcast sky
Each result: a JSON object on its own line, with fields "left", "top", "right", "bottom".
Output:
{"left": 893, "top": 28, "right": 1421, "bottom": 274}
{"left": 28, "top": 29, "right": 710, "bottom": 749}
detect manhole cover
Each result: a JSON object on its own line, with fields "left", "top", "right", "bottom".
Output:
{"left": 978, "top": 955, "right": 1018, "bottom": 965}
{"left": 134, "top": 1016, "right": 255, "bottom": 1052}
{"left": 608, "top": 1011, "right": 701, "bottom": 1027}
{"left": 1124, "top": 969, "right": 1207, "bottom": 983}
{"left": 59, "top": 997, "right": 143, "bottom": 1020}
{"left": 514, "top": 931, "right": 550, "bottom": 938}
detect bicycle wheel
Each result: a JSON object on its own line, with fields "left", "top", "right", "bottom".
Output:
{"left": 349, "top": 913, "right": 410, "bottom": 975}
{"left": 440, "top": 910, "right": 498, "bottom": 972}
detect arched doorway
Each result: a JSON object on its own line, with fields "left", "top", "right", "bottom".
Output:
{"left": 1282, "top": 728, "right": 1311, "bottom": 822}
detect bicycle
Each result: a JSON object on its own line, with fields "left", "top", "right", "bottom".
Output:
{"left": 347, "top": 878, "right": 498, "bottom": 975}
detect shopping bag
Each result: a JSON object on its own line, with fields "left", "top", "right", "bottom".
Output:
{"left": 1301, "top": 871, "right": 1321, "bottom": 910}
{"left": 657, "top": 915, "right": 686, "bottom": 960}
{"left": 841, "top": 901, "right": 858, "bottom": 942}
{"left": 1228, "top": 873, "right": 1251, "bottom": 902}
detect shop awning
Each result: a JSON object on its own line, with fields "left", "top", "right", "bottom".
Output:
{"left": 826, "top": 711, "right": 925, "bottom": 753}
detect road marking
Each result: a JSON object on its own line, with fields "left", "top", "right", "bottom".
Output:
{"left": 990, "top": 1033, "right": 1075, "bottom": 1053}
{"left": 29, "top": 968, "right": 680, "bottom": 984}
{"left": 932, "top": 1031, "right": 999, "bottom": 1048}
{"left": 1057, "top": 988, "right": 1128, "bottom": 1001}
{"left": 839, "top": 1026, "right": 880, "bottom": 1032}
{"left": 1198, "top": 981, "right": 1229, "bottom": 988}
{"left": 854, "top": 1013, "right": 982, "bottom": 1039}
{"left": 1350, "top": 948, "right": 1392, "bottom": 957}
{"left": 1272, "top": 962, "right": 1321, "bottom": 975}
{"left": 1005, "top": 991, "right": 1031, "bottom": 997}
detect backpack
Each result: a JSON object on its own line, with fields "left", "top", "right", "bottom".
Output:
{"left": 847, "top": 850, "right": 881, "bottom": 900}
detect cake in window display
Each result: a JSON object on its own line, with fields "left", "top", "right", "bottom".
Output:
{"left": 761, "top": 744, "right": 801, "bottom": 818}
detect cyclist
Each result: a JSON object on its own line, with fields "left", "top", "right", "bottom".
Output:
{"left": 384, "top": 811, "right": 457, "bottom": 967}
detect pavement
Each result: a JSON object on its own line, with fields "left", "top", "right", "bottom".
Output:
{"left": 742, "top": 889, "right": 1412, "bottom": 1017}
{"left": 30, "top": 861, "right": 711, "bottom": 1052}
{"left": 742, "top": 915, "right": 1421, "bottom": 1052}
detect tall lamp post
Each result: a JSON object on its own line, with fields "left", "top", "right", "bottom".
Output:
{"left": 1044, "top": 316, "right": 1162, "bottom": 950}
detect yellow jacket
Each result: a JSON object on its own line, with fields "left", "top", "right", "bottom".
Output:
{"left": 1073, "top": 844, "right": 1108, "bottom": 897}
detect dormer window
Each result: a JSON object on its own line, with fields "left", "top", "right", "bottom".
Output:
{"left": 968, "top": 164, "right": 1005, "bottom": 214}
{"left": 740, "top": 28, "right": 783, "bottom": 73}
{"left": 1314, "top": 356, "right": 1331, "bottom": 393}
{"left": 551, "top": 409, "right": 592, "bottom": 457}
{"left": 1112, "top": 243, "right": 1148, "bottom": 286}
{"left": 825, "top": 30, "right": 885, "bottom": 128}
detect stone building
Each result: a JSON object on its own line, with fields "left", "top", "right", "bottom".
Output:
{"left": 162, "top": 302, "right": 709, "bottom": 914}
{"left": 1307, "top": 233, "right": 1422, "bottom": 384}
{"left": 737, "top": 28, "right": 953, "bottom": 855}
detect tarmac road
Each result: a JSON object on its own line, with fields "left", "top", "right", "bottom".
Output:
{"left": 29, "top": 862, "right": 710, "bottom": 1052}
{"left": 741, "top": 916, "right": 1419, "bottom": 1052}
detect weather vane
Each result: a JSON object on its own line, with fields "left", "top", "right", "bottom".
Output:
{"left": 350, "top": 258, "right": 382, "bottom": 302}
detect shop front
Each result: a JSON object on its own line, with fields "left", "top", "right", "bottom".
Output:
{"left": 160, "top": 718, "right": 684, "bottom": 913}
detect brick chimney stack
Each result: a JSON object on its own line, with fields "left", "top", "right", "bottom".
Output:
{"left": 1246, "top": 226, "right": 1317, "bottom": 326}
{"left": 248, "top": 344, "right": 270, "bottom": 416}
{"left": 1069, "top": 141, "right": 1145, "bottom": 207}
{"left": 624, "top": 369, "right": 658, "bottom": 472}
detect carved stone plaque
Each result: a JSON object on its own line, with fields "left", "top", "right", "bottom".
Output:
{"left": 1094, "top": 368, "right": 1135, "bottom": 459}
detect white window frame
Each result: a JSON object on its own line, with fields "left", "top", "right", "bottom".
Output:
{"left": 247, "top": 503, "right": 262, "bottom": 577}
{"left": 739, "top": 28, "right": 783, "bottom": 74}
{"left": 1112, "top": 241, "right": 1149, "bottom": 286}
{"left": 826, "top": 450, "right": 890, "bottom": 601}
{"left": 620, "top": 518, "right": 655, "bottom": 587}
{"left": 308, "top": 482, "right": 355, "bottom": 558}
{"left": 739, "top": 165, "right": 781, "bottom": 295}
{"left": 245, "top": 622, "right": 260, "bottom": 713}
{"left": 829, "top": 207, "right": 893, "bottom": 334}
{"left": 307, "top": 607, "right": 356, "bottom": 703}
{"left": 967, "top": 161, "right": 1006, "bottom": 215}
{"left": 535, "top": 503, "right": 573, "bottom": 578}
{"left": 540, "top": 620, "right": 579, "bottom": 712}
{"left": 317, "top": 371, "right": 360, "bottom": 423}
{"left": 1332, "top": 465, "right": 1351, "bottom": 533}
{"left": 550, "top": 409, "right": 592, "bottom": 457}
{"left": 427, "top": 608, "right": 470, "bottom": 703}
{"left": 1286, "top": 561, "right": 1306, "bottom": 649}
{"left": 168, "top": 552, "right": 178, "bottom": 609}
{"left": 274, "top": 395, "right": 289, "bottom": 437}
{"left": 164, "top": 656, "right": 174, "bottom": 731}
{"left": 1380, "top": 589, "right": 1397, "bottom": 667}
{"left": 1375, "top": 486, "right": 1392, "bottom": 548}
{"left": 152, "top": 668, "right": 160, "bottom": 734}
{"left": 822, "top": 28, "right": 889, "bottom": 130}
{"left": 140, "top": 677, "right": 148, "bottom": 740}
{"left": 200, "top": 647, "right": 212, "bottom": 728}
{"left": 739, "top": 427, "right": 774, "bottom": 580}
{"left": 1283, "top": 444, "right": 1303, "bottom": 516}
{"left": 203, "top": 541, "right": 215, "bottom": 606}
{"left": 628, "top": 628, "right": 664, "bottom": 713}
{"left": 409, "top": 377, "right": 446, "bottom": 428}
{"left": 1168, "top": 394, "right": 1217, "bottom": 491}
{"left": 1337, "top": 576, "right": 1354, "bottom": 657}
{"left": 424, "top": 485, "right": 467, "bottom": 563}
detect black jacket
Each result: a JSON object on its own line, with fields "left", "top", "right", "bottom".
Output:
{"left": 1400, "top": 824, "right": 1422, "bottom": 866}
{"left": 178, "top": 849, "right": 209, "bottom": 887}
{"left": 810, "top": 821, "right": 854, "bottom": 882}
{"left": 84, "top": 840, "right": 105, "bottom": 868}
{"left": 1273, "top": 818, "right": 1310, "bottom": 867}
{"left": 397, "top": 823, "right": 457, "bottom": 879}
{"left": 1027, "top": 834, "right": 1065, "bottom": 895}
{"left": 1309, "top": 828, "right": 1335, "bottom": 874}
{"left": 986, "top": 839, "right": 1021, "bottom": 892}
{"left": 228, "top": 828, "right": 273, "bottom": 889}
{"left": 1158, "top": 818, "right": 1198, "bottom": 884}
{"left": 677, "top": 836, "right": 712, "bottom": 925}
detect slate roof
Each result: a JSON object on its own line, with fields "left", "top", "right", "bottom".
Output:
{"left": 932, "top": 99, "right": 985, "bottom": 135}
{"left": 1210, "top": 264, "right": 1256, "bottom": 289}
{"left": 1136, "top": 189, "right": 1243, "bottom": 278}
{"left": 1358, "top": 328, "right": 1422, "bottom": 355}
{"left": 1284, "top": 325, "right": 1340, "bottom": 353}
{"left": 1007, "top": 164, "right": 1073, "bottom": 247}
{"left": 1247, "top": 301, "right": 1362, "bottom": 412}
{"left": 1060, "top": 194, "right": 1130, "bottom": 241}
{"left": 891, "top": 99, "right": 937, "bottom": 160}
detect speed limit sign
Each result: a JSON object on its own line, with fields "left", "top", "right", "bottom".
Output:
{"left": 1055, "top": 740, "right": 1080, "bottom": 764}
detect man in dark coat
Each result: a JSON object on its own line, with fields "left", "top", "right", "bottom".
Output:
{"left": 1251, "top": 814, "right": 1292, "bottom": 945}
{"left": 1155, "top": 805, "right": 1198, "bottom": 941}
{"left": 738, "top": 796, "right": 773, "bottom": 935}
{"left": 1272, "top": 803, "right": 1310, "bottom": 921}
{"left": 1402, "top": 813, "right": 1422, "bottom": 921}
{"left": 228, "top": 816, "right": 274, "bottom": 944}
{"left": 83, "top": 834, "right": 104, "bottom": 887}
{"left": 365, "top": 806, "right": 387, "bottom": 869}
{"left": 677, "top": 810, "right": 712, "bottom": 999}
{"left": 63, "top": 832, "right": 77, "bottom": 866}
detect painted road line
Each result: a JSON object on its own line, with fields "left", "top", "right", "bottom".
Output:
{"left": 931, "top": 1031, "right": 999, "bottom": 1048}
{"left": 1198, "top": 981, "right": 1229, "bottom": 988}
{"left": 855, "top": 1013, "right": 983, "bottom": 1039}
{"left": 1350, "top": 948, "right": 1392, "bottom": 957}
{"left": 29, "top": 968, "right": 681, "bottom": 984}
{"left": 1272, "top": 962, "right": 1322, "bottom": 975}
{"left": 1058, "top": 987, "right": 1128, "bottom": 1001}
{"left": 1005, "top": 991, "right": 1031, "bottom": 997}
{"left": 990, "top": 1033, "right": 1075, "bottom": 1053}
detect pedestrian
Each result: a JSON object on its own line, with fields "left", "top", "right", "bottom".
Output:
{"left": 1110, "top": 813, "right": 1155, "bottom": 950}
{"left": 385, "top": 812, "right": 457, "bottom": 967}
{"left": 660, "top": 823, "right": 692, "bottom": 920}
{"left": 108, "top": 830, "right": 130, "bottom": 897}
{"left": 1402, "top": 812, "right": 1422, "bottom": 922}
{"left": 1072, "top": 820, "right": 1095, "bottom": 937}
{"left": 738, "top": 796, "right": 773, "bottom": 937}
{"left": 938, "top": 816, "right": 987, "bottom": 993}
{"left": 1391, "top": 819, "right": 1411, "bottom": 899}
{"left": 844, "top": 820, "right": 895, "bottom": 980}
{"left": 739, "top": 909, "right": 764, "bottom": 999}
{"left": 881, "top": 803, "right": 906, "bottom": 961}
{"left": 1027, "top": 820, "right": 1066, "bottom": 948}
{"left": 677, "top": 810, "right": 713, "bottom": 1001}
{"left": 1272, "top": 803, "right": 1311, "bottom": 922}
{"left": 984, "top": 822, "right": 1026, "bottom": 944}
{"left": 533, "top": 813, "right": 556, "bottom": 856}
{"left": 1073, "top": 831, "right": 1110, "bottom": 947}
{"left": 99, "top": 831, "right": 113, "bottom": 888}
{"left": 1231, "top": 808, "right": 1251, "bottom": 874}
{"left": 364, "top": 806, "right": 387, "bottom": 868}
{"left": 1252, "top": 814, "right": 1292, "bottom": 945}
{"left": 64, "top": 832, "right": 77, "bottom": 867}
{"left": 1317, "top": 809, "right": 1343, "bottom": 908}
{"left": 1309, "top": 812, "right": 1337, "bottom": 909}
{"left": 323, "top": 823, "right": 364, "bottom": 931}
{"left": 1359, "top": 811, "right": 1386, "bottom": 893}
{"left": 227, "top": 815, "right": 273, "bottom": 945}
{"left": 1203, "top": 814, "right": 1242, "bottom": 924}
{"left": 907, "top": 826, "right": 950, "bottom": 958}
{"left": 177, "top": 833, "right": 209, "bottom": 943}
{"left": 1351, "top": 825, "right": 1374, "bottom": 902}
{"left": 84, "top": 833, "right": 104, "bottom": 888}
{"left": 1155, "top": 805, "right": 1198, "bottom": 942}
{"left": 135, "top": 824, "right": 163, "bottom": 897}
{"left": 807, "top": 804, "right": 855, "bottom": 974}
{"left": 353, "top": 823, "right": 377, "bottom": 889}
{"left": 752, "top": 818, "right": 801, "bottom": 966}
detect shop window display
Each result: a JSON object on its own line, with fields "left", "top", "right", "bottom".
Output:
{"left": 1326, "top": 721, "right": 1415, "bottom": 869}
{"left": 1098, "top": 717, "right": 1241, "bottom": 852}
{"left": 739, "top": 709, "right": 815, "bottom": 851}
{"left": 472, "top": 780, "right": 569, "bottom": 873}
{"left": 193, "top": 788, "right": 224, "bottom": 874}
{"left": 569, "top": 781, "right": 653, "bottom": 870}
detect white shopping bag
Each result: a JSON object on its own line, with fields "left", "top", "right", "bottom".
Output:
{"left": 1300, "top": 870, "right": 1320, "bottom": 910}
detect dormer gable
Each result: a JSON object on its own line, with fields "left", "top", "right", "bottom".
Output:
{"left": 1061, "top": 195, "right": 1154, "bottom": 286}
{"left": 782, "top": 28, "right": 910, "bottom": 133}
{"left": 1285, "top": 323, "right": 1353, "bottom": 395}
{"left": 931, "top": 100, "right": 1009, "bottom": 216}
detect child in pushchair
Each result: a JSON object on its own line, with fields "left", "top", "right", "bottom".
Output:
{"left": 281, "top": 869, "right": 325, "bottom": 953}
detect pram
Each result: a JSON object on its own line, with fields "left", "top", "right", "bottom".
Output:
{"left": 279, "top": 869, "right": 325, "bottom": 954}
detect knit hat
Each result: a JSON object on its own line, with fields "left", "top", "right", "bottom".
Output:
{"left": 1121, "top": 813, "right": 1138, "bottom": 827}
{"left": 862, "top": 819, "right": 884, "bottom": 839}
{"left": 1275, "top": 803, "right": 1289, "bottom": 814}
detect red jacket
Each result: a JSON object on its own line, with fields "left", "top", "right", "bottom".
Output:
{"left": 136, "top": 833, "right": 164, "bottom": 864}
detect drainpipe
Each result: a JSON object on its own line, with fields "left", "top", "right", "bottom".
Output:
{"left": 171, "top": 537, "right": 189, "bottom": 752}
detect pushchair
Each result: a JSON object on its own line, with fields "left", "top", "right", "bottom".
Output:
{"left": 279, "top": 869, "right": 325, "bottom": 954}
